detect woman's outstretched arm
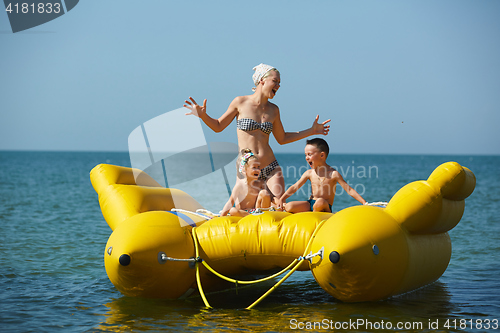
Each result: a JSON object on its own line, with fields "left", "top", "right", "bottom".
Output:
{"left": 184, "top": 96, "right": 239, "bottom": 133}
{"left": 273, "top": 110, "right": 331, "bottom": 145}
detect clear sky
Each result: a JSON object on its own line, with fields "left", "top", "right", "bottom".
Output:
{"left": 1, "top": 0, "right": 499, "bottom": 155}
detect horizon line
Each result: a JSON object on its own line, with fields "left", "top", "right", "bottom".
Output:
{"left": 0, "top": 148, "right": 498, "bottom": 157}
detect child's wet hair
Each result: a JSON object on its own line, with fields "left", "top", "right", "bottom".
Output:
{"left": 306, "top": 138, "right": 329, "bottom": 157}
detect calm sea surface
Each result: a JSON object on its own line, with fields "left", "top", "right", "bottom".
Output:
{"left": 0, "top": 151, "right": 499, "bottom": 332}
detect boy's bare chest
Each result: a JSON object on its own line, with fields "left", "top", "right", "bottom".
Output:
{"left": 311, "top": 171, "right": 335, "bottom": 185}
{"left": 310, "top": 175, "right": 337, "bottom": 193}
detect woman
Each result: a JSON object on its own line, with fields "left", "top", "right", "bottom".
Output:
{"left": 184, "top": 63, "right": 330, "bottom": 201}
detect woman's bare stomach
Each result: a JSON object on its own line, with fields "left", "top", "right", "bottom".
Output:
{"left": 237, "top": 131, "right": 276, "bottom": 167}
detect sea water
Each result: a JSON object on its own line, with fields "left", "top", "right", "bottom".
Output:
{"left": 0, "top": 151, "right": 499, "bottom": 332}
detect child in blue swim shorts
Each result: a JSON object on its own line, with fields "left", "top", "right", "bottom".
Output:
{"left": 277, "top": 138, "right": 367, "bottom": 213}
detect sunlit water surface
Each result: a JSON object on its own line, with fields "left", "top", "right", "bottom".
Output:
{"left": 0, "top": 152, "right": 498, "bottom": 332}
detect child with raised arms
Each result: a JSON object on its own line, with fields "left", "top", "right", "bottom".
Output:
{"left": 277, "top": 138, "right": 367, "bottom": 213}
{"left": 221, "top": 149, "right": 271, "bottom": 217}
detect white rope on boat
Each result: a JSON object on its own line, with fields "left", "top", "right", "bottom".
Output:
{"left": 171, "top": 208, "right": 213, "bottom": 220}
{"left": 174, "top": 202, "right": 386, "bottom": 220}
{"left": 175, "top": 203, "right": 387, "bottom": 221}
{"left": 365, "top": 201, "right": 388, "bottom": 207}
{"left": 160, "top": 253, "right": 197, "bottom": 262}
{"left": 195, "top": 209, "right": 220, "bottom": 217}
{"left": 200, "top": 207, "right": 277, "bottom": 217}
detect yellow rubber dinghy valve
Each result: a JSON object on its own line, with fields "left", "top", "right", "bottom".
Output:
{"left": 328, "top": 244, "right": 378, "bottom": 265}
{"left": 119, "top": 254, "right": 131, "bottom": 266}
{"left": 329, "top": 251, "right": 340, "bottom": 264}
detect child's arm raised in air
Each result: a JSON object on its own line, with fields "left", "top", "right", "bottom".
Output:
{"left": 277, "top": 170, "right": 311, "bottom": 210}
{"left": 334, "top": 171, "right": 367, "bottom": 205}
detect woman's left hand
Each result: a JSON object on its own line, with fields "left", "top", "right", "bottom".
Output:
{"left": 311, "top": 115, "right": 331, "bottom": 135}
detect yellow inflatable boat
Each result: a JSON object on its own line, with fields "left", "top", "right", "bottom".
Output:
{"left": 90, "top": 162, "right": 475, "bottom": 304}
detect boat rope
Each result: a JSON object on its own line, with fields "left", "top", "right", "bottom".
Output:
{"left": 173, "top": 207, "right": 278, "bottom": 219}
{"left": 189, "top": 219, "right": 327, "bottom": 309}
{"left": 192, "top": 225, "right": 212, "bottom": 308}
{"left": 245, "top": 219, "right": 327, "bottom": 309}
{"left": 251, "top": 207, "right": 277, "bottom": 211}
{"left": 159, "top": 253, "right": 197, "bottom": 262}
{"left": 195, "top": 209, "right": 220, "bottom": 217}
{"left": 365, "top": 201, "right": 388, "bottom": 207}
{"left": 171, "top": 208, "right": 213, "bottom": 220}
{"left": 199, "top": 255, "right": 299, "bottom": 285}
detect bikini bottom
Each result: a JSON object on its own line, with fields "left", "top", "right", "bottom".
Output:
{"left": 258, "top": 160, "right": 280, "bottom": 181}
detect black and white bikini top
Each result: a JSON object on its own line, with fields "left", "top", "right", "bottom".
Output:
{"left": 236, "top": 118, "right": 273, "bottom": 135}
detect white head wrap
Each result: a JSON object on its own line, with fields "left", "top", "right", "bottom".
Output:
{"left": 252, "top": 63, "right": 275, "bottom": 91}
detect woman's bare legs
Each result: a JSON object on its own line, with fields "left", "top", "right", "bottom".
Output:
{"left": 265, "top": 166, "right": 285, "bottom": 205}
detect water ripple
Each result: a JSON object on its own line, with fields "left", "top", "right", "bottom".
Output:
{"left": 0, "top": 152, "right": 499, "bottom": 332}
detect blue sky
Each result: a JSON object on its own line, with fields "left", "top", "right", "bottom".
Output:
{"left": 1, "top": 0, "right": 499, "bottom": 155}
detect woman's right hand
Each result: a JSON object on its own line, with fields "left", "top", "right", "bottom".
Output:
{"left": 311, "top": 115, "right": 331, "bottom": 136}
{"left": 184, "top": 97, "right": 207, "bottom": 118}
